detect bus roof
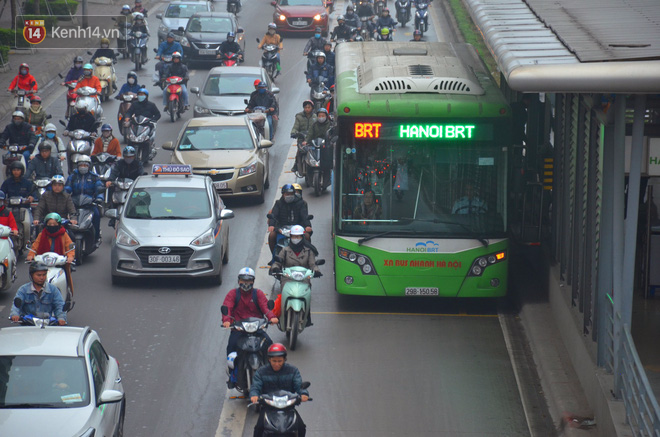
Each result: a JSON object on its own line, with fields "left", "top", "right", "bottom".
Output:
{"left": 335, "top": 42, "right": 509, "bottom": 118}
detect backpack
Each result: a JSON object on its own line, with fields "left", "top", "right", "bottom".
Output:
{"left": 234, "top": 288, "right": 264, "bottom": 316}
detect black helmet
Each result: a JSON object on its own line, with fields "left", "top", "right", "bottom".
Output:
{"left": 38, "top": 142, "right": 53, "bottom": 151}
{"left": 127, "top": 70, "right": 138, "bottom": 80}
{"left": 281, "top": 183, "right": 295, "bottom": 194}
{"left": 29, "top": 261, "right": 49, "bottom": 278}
{"left": 9, "top": 161, "right": 25, "bottom": 174}
{"left": 74, "top": 56, "right": 84, "bottom": 64}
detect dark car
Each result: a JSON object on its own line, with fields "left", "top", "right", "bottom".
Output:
{"left": 271, "top": 0, "right": 329, "bottom": 35}
{"left": 179, "top": 12, "right": 244, "bottom": 64}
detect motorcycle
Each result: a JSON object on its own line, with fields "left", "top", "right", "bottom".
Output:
{"left": 117, "top": 92, "right": 136, "bottom": 143}
{"left": 359, "top": 16, "right": 374, "bottom": 41}
{"left": 92, "top": 56, "right": 117, "bottom": 103}
{"left": 0, "top": 225, "right": 17, "bottom": 292}
{"left": 218, "top": 51, "right": 242, "bottom": 67}
{"left": 10, "top": 87, "right": 35, "bottom": 111}
{"left": 305, "top": 137, "right": 332, "bottom": 196}
{"left": 251, "top": 383, "right": 312, "bottom": 436}
{"left": 34, "top": 177, "right": 51, "bottom": 199}
{"left": 221, "top": 303, "right": 274, "bottom": 397}
{"left": 258, "top": 38, "right": 280, "bottom": 81}
{"left": 152, "top": 51, "right": 172, "bottom": 86}
{"left": 273, "top": 262, "right": 324, "bottom": 350}
{"left": 8, "top": 196, "right": 32, "bottom": 256}
{"left": 109, "top": 178, "right": 134, "bottom": 216}
{"left": 227, "top": 0, "right": 241, "bottom": 14}
{"left": 127, "top": 115, "right": 157, "bottom": 165}
{"left": 395, "top": 0, "right": 411, "bottom": 26}
{"left": 61, "top": 124, "right": 96, "bottom": 176}
{"left": 128, "top": 30, "right": 149, "bottom": 71}
{"left": 309, "top": 79, "right": 330, "bottom": 111}
{"left": 376, "top": 25, "right": 394, "bottom": 41}
{"left": 73, "top": 86, "right": 103, "bottom": 121}
{"left": 58, "top": 75, "right": 78, "bottom": 119}
{"left": 68, "top": 194, "right": 101, "bottom": 265}
{"left": 163, "top": 76, "right": 186, "bottom": 122}
{"left": 91, "top": 152, "right": 117, "bottom": 210}
{"left": 415, "top": 1, "right": 430, "bottom": 35}
{"left": 10, "top": 297, "right": 72, "bottom": 326}
{"left": 112, "top": 17, "right": 131, "bottom": 59}
{"left": 33, "top": 252, "right": 75, "bottom": 311}
{"left": 1, "top": 144, "right": 28, "bottom": 179}
{"left": 374, "top": 0, "right": 386, "bottom": 15}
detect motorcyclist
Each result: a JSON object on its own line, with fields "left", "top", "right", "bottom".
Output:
{"left": 410, "top": 29, "right": 424, "bottom": 41}
{"left": 331, "top": 16, "right": 354, "bottom": 41}
{"left": 322, "top": 41, "right": 335, "bottom": 67}
{"left": 25, "top": 142, "right": 64, "bottom": 181}
{"left": 21, "top": 95, "right": 49, "bottom": 134}
{"left": 250, "top": 344, "right": 309, "bottom": 437}
{"left": 10, "top": 262, "right": 67, "bottom": 325}
{"left": 257, "top": 23, "right": 283, "bottom": 73}
{"left": 131, "top": 0, "right": 148, "bottom": 17}
{"left": 356, "top": 0, "right": 376, "bottom": 34}
{"left": 8, "top": 62, "right": 38, "bottom": 95}
{"left": 65, "top": 155, "right": 104, "bottom": 246}
{"left": 64, "top": 100, "right": 98, "bottom": 134}
{"left": 155, "top": 32, "right": 183, "bottom": 60}
{"left": 62, "top": 56, "right": 85, "bottom": 84}
{"left": 115, "top": 71, "right": 143, "bottom": 100}
{"left": 306, "top": 52, "right": 335, "bottom": 87}
{"left": 304, "top": 108, "right": 333, "bottom": 188}
{"left": 270, "top": 225, "right": 321, "bottom": 277}
{"left": 105, "top": 146, "right": 143, "bottom": 227}
{"left": 0, "top": 190, "right": 19, "bottom": 236}
{"left": 90, "top": 37, "right": 118, "bottom": 64}
{"left": 118, "top": 4, "right": 133, "bottom": 24}
{"left": 344, "top": 4, "right": 360, "bottom": 29}
{"left": 161, "top": 51, "right": 189, "bottom": 111}
{"left": 216, "top": 32, "right": 244, "bottom": 63}
{"left": 32, "top": 123, "right": 66, "bottom": 161}
{"left": 268, "top": 184, "right": 312, "bottom": 254}
{"left": 32, "top": 175, "right": 78, "bottom": 226}
{"left": 27, "top": 213, "right": 75, "bottom": 264}
{"left": 130, "top": 12, "right": 150, "bottom": 62}
{"left": 0, "top": 111, "right": 37, "bottom": 161}
{"left": 92, "top": 124, "right": 122, "bottom": 157}
{"left": 290, "top": 100, "right": 316, "bottom": 174}
{"left": 1, "top": 162, "right": 36, "bottom": 203}
{"left": 375, "top": 7, "right": 397, "bottom": 35}
{"left": 245, "top": 81, "right": 277, "bottom": 140}
{"left": 125, "top": 88, "right": 161, "bottom": 121}
{"left": 325, "top": 84, "right": 335, "bottom": 113}
{"left": 73, "top": 63, "right": 102, "bottom": 95}
{"left": 222, "top": 267, "right": 278, "bottom": 388}
{"left": 303, "top": 26, "right": 328, "bottom": 59}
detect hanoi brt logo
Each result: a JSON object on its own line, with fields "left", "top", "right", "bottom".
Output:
{"left": 23, "top": 20, "right": 46, "bottom": 44}
{"left": 407, "top": 241, "right": 440, "bottom": 253}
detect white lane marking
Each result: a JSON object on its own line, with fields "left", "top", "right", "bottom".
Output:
{"left": 214, "top": 391, "right": 248, "bottom": 437}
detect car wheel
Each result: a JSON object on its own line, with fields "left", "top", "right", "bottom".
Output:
{"left": 114, "top": 400, "right": 126, "bottom": 437}
{"left": 222, "top": 242, "right": 229, "bottom": 265}
{"left": 264, "top": 169, "right": 270, "bottom": 189}
{"left": 209, "top": 267, "right": 223, "bottom": 285}
{"left": 254, "top": 188, "right": 265, "bottom": 204}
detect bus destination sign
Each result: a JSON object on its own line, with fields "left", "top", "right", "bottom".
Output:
{"left": 354, "top": 122, "right": 491, "bottom": 141}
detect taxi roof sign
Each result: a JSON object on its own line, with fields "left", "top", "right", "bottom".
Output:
{"left": 152, "top": 164, "right": 192, "bottom": 176}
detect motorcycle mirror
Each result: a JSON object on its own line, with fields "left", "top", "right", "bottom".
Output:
{"left": 301, "top": 381, "right": 311, "bottom": 389}
{"left": 237, "top": 27, "right": 244, "bottom": 33}
{"left": 46, "top": 114, "right": 52, "bottom": 119}
{"left": 267, "top": 300, "right": 275, "bottom": 310}
{"left": 266, "top": 213, "right": 275, "bottom": 220}
{"left": 59, "top": 120, "right": 66, "bottom": 127}
{"left": 62, "top": 301, "right": 71, "bottom": 312}
{"left": 58, "top": 73, "right": 64, "bottom": 79}
{"left": 243, "top": 98, "right": 249, "bottom": 105}
{"left": 152, "top": 48, "right": 158, "bottom": 53}
{"left": 316, "top": 259, "right": 325, "bottom": 265}
{"left": 256, "top": 37, "right": 260, "bottom": 43}
{"left": 13, "top": 297, "right": 23, "bottom": 308}
{"left": 221, "top": 305, "right": 229, "bottom": 316}
{"left": 307, "top": 214, "right": 314, "bottom": 220}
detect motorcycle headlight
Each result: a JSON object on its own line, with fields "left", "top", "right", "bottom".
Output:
{"left": 291, "top": 271, "right": 305, "bottom": 281}
{"left": 9, "top": 198, "right": 21, "bottom": 205}
{"left": 117, "top": 229, "right": 139, "bottom": 247}
{"left": 265, "top": 396, "right": 297, "bottom": 408}
{"left": 81, "top": 214, "right": 93, "bottom": 229}
{"left": 180, "top": 37, "right": 190, "bottom": 47}
{"left": 73, "top": 131, "right": 84, "bottom": 139}
{"left": 238, "top": 161, "right": 257, "bottom": 177}
{"left": 191, "top": 228, "right": 214, "bottom": 247}
{"left": 8, "top": 145, "right": 18, "bottom": 152}
{"left": 134, "top": 31, "right": 143, "bottom": 38}
{"left": 117, "top": 180, "right": 133, "bottom": 189}
{"left": 242, "top": 320, "right": 260, "bottom": 333}
{"left": 194, "top": 105, "right": 210, "bottom": 115}
{"left": 135, "top": 132, "right": 149, "bottom": 142}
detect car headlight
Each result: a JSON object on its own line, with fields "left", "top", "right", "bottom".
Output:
{"left": 180, "top": 37, "right": 190, "bottom": 47}
{"left": 238, "top": 161, "right": 257, "bottom": 177}
{"left": 194, "top": 105, "right": 210, "bottom": 114}
{"left": 313, "top": 14, "right": 322, "bottom": 21}
{"left": 158, "top": 24, "right": 169, "bottom": 33}
{"left": 279, "top": 14, "right": 286, "bottom": 21}
{"left": 191, "top": 228, "right": 215, "bottom": 246}
{"left": 116, "top": 229, "right": 139, "bottom": 247}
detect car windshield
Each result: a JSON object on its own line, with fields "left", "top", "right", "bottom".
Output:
{"left": 124, "top": 187, "right": 212, "bottom": 219}
{"left": 203, "top": 74, "right": 260, "bottom": 96}
{"left": 0, "top": 356, "right": 90, "bottom": 408}
{"left": 279, "top": 0, "right": 323, "bottom": 5}
{"left": 165, "top": 3, "right": 208, "bottom": 18}
{"left": 177, "top": 125, "right": 254, "bottom": 151}
{"left": 187, "top": 17, "right": 232, "bottom": 33}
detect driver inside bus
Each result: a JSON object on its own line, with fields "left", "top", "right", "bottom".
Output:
{"left": 452, "top": 183, "right": 487, "bottom": 214}
{"left": 353, "top": 190, "right": 382, "bottom": 221}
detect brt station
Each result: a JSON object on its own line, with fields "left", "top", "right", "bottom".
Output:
{"left": 463, "top": 0, "right": 660, "bottom": 434}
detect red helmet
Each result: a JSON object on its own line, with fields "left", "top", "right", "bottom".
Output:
{"left": 19, "top": 63, "right": 29, "bottom": 74}
{"left": 267, "top": 343, "right": 287, "bottom": 358}
{"left": 253, "top": 79, "right": 261, "bottom": 88}
{"left": 30, "top": 95, "right": 42, "bottom": 104}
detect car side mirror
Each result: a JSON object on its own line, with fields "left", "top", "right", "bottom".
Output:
{"left": 105, "top": 209, "right": 118, "bottom": 219}
{"left": 316, "top": 259, "right": 325, "bottom": 265}
{"left": 221, "top": 305, "right": 229, "bottom": 316}
{"left": 272, "top": 86, "right": 280, "bottom": 94}
{"left": 237, "top": 27, "right": 244, "bottom": 33}
{"left": 190, "top": 87, "right": 200, "bottom": 94}
{"left": 13, "top": 297, "right": 22, "bottom": 308}
{"left": 162, "top": 141, "right": 174, "bottom": 150}
{"left": 220, "top": 209, "right": 234, "bottom": 220}
{"left": 267, "top": 300, "right": 275, "bottom": 310}
{"left": 258, "top": 139, "right": 273, "bottom": 149}
{"left": 156, "top": 13, "right": 162, "bottom": 19}
{"left": 98, "top": 390, "right": 124, "bottom": 405}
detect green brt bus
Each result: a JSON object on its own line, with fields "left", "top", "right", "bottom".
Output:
{"left": 332, "top": 42, "right": 511, "bottom": 297}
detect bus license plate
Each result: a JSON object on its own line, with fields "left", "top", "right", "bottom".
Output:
{"left": 405, "top": 287, "right": 439, "bottom": 296}
{"left": 213, "top": 181, "right": 228, "bottom": 189}
{"left": 199, "top": 49, "right": 216, "bottom": 55}
{"left": 148, "top": 255, "right": 181, "bottom": 264}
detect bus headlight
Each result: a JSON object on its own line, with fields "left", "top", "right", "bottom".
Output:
{"left": 338, "top": 247, "right": 376, "bottom": 275}
{"left": 467, "top": 250, "right": 506, "bottom": 277}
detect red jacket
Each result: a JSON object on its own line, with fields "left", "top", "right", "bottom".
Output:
{"left": 74, "top": 76, "right": 102, "bottom": 94}
{"left": 9, "top": 73, "right": 38, "bottom": 91}
{"left": 0, "top": 206, "right": 18, "bottom": 233}
{"left": 222, "top": 288, "right": 275, "bottom": 324}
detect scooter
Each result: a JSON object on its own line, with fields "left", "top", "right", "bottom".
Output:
{"left": 10, "top": 88, "right": 35, "bottom": 111}
{"left": 359, "top": 16, "right": 374, "bottom": 41}
{"left": 117, "top": 92, "right": 136, "bottom": 143}
{"left": 8, "top": 196, "right": 32, "bottom": 256}
{"left": 112, "top": 17, "right": 131, "bottom": 59}
{"left": 0, "top": 225, "right": 17, "bottom": 292}
{"left": 309, "top": 80, "right": 330, "bottom": 111}
{"left": 227, "top": 0, "right": 241, "bottom": 14}
{"left": 415, "top": 1, "right": 430, "bottom": 35}
{"left": 1, "top": 144, "right": 28, "bottom": 179}
{"left": 33, "top": 252, "right": 75, "bottom": 311}
{"left": 266, "top": 214, "right": 293, "bottom": 259}
{"left": 273, "top": 262, "right": 324, "bottom": 350}
{"left": 110, "top": 178, "right": 134, "bottom": 215}
{"left": 218, "top": 51, "right": 242, "bottom": 67}
{"left": 10, "top": 297, "right": 72, "bottom": 326}
{"left": 395, "top": 0, "right": 411, "bottom": 26}
{"left": 250, "top": 382, "right": 312, "bottom": 435}
{"left": 258, "top": 38, "right": 280, "bottom": 81}
{"left": 68, "top": 194, "right": 101, "bottom": 265}
{"left": 60, "top": 122, "right": 96, "bottom": 176}
{"left": 128, "top": 30, "right": 149, "bottom": 71}
{"left": 92, "top": 56, "right": 117, "bottom": 103}
{"left": 58, "top": 75, "right": 78, "bottom": 119}
{"left": 374, "top": 0, "right": 386, "bottom": 15}
{"left": 73, "top": 86, "right": 104, "bottom": 121}
{"left": 221, "top": 302, "right": 274, "bottom": 397}
{"left": 305, "top": 137, "right": 330, "bottom": 196}
{"left": 163, "top": 76, "right": 186, "bottom": 122}
{"left": 127, "top": 115, "right": 157, "bottom": 165}
{"left": 376, "top": 25, "right": 394, "bottom": 41}
{"left": 91, "top": 153, "right": 117, "bottom": 211}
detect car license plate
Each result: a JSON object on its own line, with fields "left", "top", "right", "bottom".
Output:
{"left": 292, "top": 20, "right": 307, "bottom": 25}
{"left": 199, "top": 49, "right": 216, "bottom": 55}
{"left": 148, "top": 255, "right": 181, "bottom": 264}
{"left": 213, "top": 181, "right": 228, "bottom": 189}
{"left": 405, "top": 287, "right": 439, "bottom": 296}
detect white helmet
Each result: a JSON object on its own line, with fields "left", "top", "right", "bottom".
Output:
{"left": 51, "top": 175, "right": 66, "bottom": 184}
{"left": 227, "top": 352, "right": 237, "bottom": 369}
{"left": 238, "top": 267, "right": 255, "bottom": 281}
{"left": 44, "top": 122, "right": 57, "bottom": 132}
{"left": 290, "top": 225, "right": 305, "bottom": 236}
{"left": 76, "top": 155, "right": 92, "bottom": 165}
{"left": 11, "top": 110, "right": 25, "bottom": 119}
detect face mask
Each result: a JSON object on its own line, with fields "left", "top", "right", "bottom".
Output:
{"left": 258, "top": 88, "right": 266, "bottom": 94}
{"left": 12, "top": 119, "right": 22, "bottom": 126}
{"left": 128, "top": 78, "right": 136, "bottom": 84}
{"left": 78, "top": 165, "right": 89, "bottom": 174}
{"left": 268, "top": 29, "right": 275, "bottom": 35}
{"left": 239, "top": 282, "right": 253, "bottom": 292}
{"left": 46, "top": 225, "right": 60, "bottom": 234}
{"left": 46, "top": 132, "right": 55, "bottom": 139}
{"left": 228, "top": 37, "right": 234, "bottom": 42}
{"left": 20, "top": 69, "right": 27, "bottom": 75}
{"left": 75, "top": 63, "right": 83, "bottom": 68}
{"left": 290, "top": 237, "right": 303, "bottom": 245}
{"left": 101, "top": 44, "right": 109, "bottom": 48}
{"left": 137, "top": 95, "right": 146, "bottom": 102}
{"left": 124, "top": 157, "right": 135, "bottom": 164}
{"left": 317, "top": 116, "right": 327, "bottom": 123}
{"left": 314, "top": 33, "right": 321, "bottom": 39}
{"left": 295, "top": 192, "right": 302, "bottom": 199}
{"left": 84, "top": 70, "right": 92, "bottom": 76}
{"left": 284, "top": 195, "right": 295, "bottom": 203}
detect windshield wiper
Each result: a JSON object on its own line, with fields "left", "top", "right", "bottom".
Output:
{"left": 151, "top": 216, "right": 193, "bottom": 220}
{"left": 400, "top": 217, "right": 490, "bottom": 247}
{"left": 218, "top": 92, "right": 248, "bottom": 96}
{"left": 357, "top": 230, "right": 418, "bottom": 245}
{"left": 0, "top": 403, "right": 60, "bottom": 409}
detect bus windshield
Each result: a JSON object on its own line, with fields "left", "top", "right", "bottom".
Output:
{"left": 337, "top": 121, "right": 507, "bottom": 238}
